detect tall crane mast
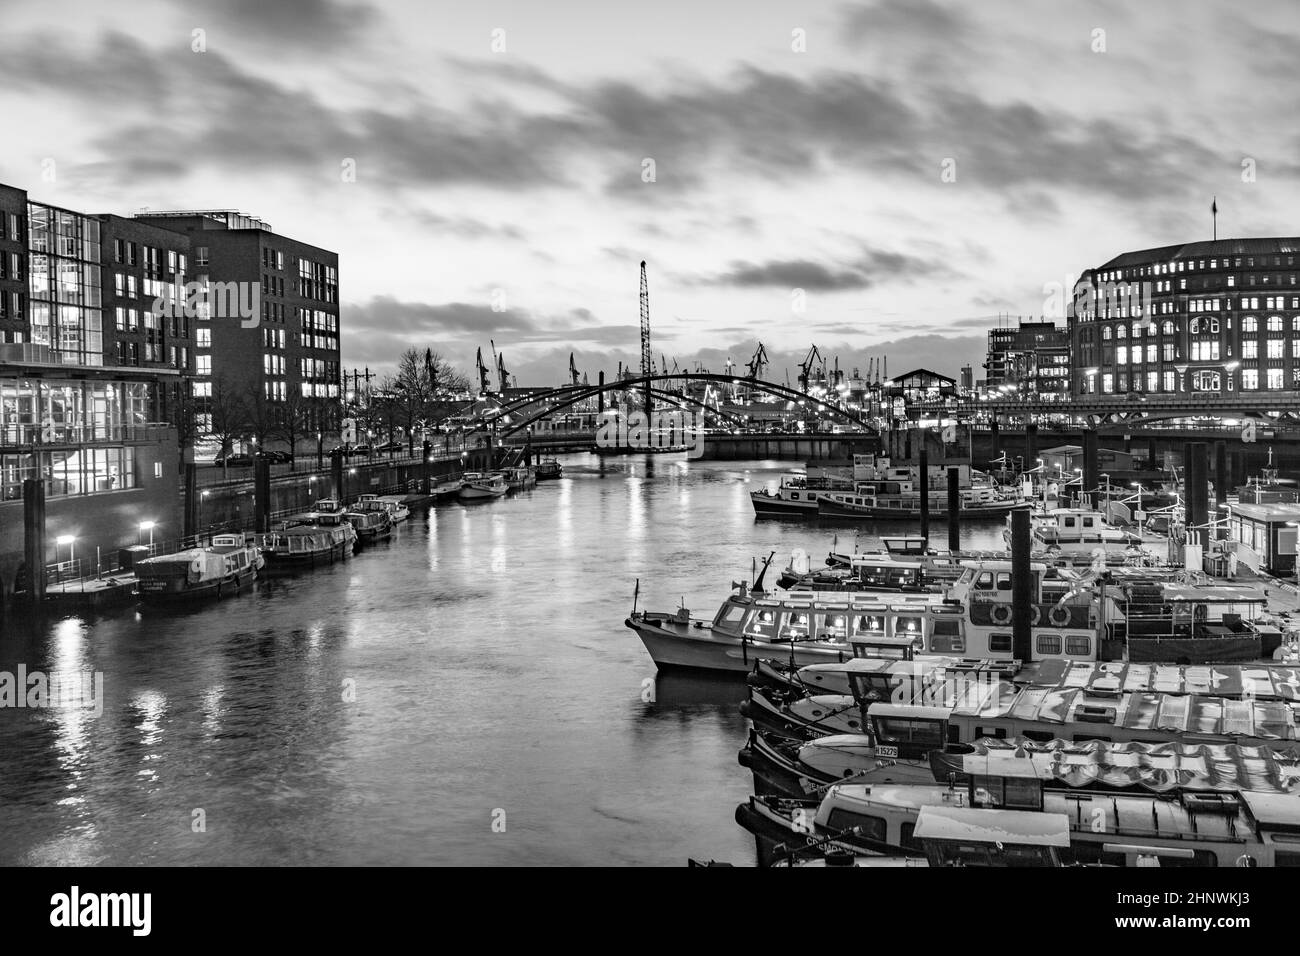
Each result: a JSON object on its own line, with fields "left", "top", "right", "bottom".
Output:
{"left": 745, "top": 342, "right": 769, "bottom": 379}
{"left": 491, "top": 339, "right": 509, "bottom": 393}
{"left": 475, "top": 347, "right": 491, "bottom": 395}
{"left": 798, "top": 344, "right": 823, "bottom": 393}
{"left": 569, "top": 352, "right": 580, "bottom": 387}
{"left": 639, "top": 260, "right": 652, "bottom": 416}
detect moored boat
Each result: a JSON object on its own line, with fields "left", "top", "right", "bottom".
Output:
{"left": 459, "top": 472, "right": 507, "bottom": 500}
{"left": 535, "top": 459, "right": 563, "bottom": 480}
{"left": 431, "top": 476, "right": 463, "bottom": 500}
{"left": 344, "top": 506, "right": 393, "bottom": 540}
{"left": 259, "top": 514, "right": 356, "bottom": 567}
{"left": 135, "top": 533, "right": 261, "bottom": 602}
{"left": 503, "top": 465, "right": 536, "bottom": 491}
{"left": 355, "top": 493, "right": 410, "bottom": 523}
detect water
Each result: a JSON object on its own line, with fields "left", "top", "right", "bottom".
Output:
{"left": 0, "top": 457, "right": 1006, "bottom": 866}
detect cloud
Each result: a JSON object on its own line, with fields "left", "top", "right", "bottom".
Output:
{"left": 692, "top": 246, "right": 955, "bottom": 290}
{"left": 167, "top": 0, "right": 380, "bottom": 49}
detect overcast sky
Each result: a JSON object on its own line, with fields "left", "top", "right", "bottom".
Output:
{"left": 2, "top": 0, "right": 1298, "bottom": 386}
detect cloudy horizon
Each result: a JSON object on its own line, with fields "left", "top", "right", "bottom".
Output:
{"left": 3, "top": 0, "right": 1298, "bottom": 387}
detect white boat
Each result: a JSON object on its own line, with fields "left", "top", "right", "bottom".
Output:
{"left": 431, "top": 477, "right": 463, "bottom": 500}
{"left": 259, "top": 515, "right": 356, "bottom": 567}
{"left": 459, "top": 472, "right": 507, "bottom": 500}
{"left": 1018, "top": 506, "right": 1146, "bottom": 556}
{"left": 750, "top": 471, "right": 855, "bottom": 516}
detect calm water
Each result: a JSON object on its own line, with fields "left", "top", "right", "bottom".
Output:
{"left": 0, "top": 457, "right": 1006, "bottom": 866}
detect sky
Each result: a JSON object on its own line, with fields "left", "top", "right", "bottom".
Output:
{"left": 2, "top": 0, "right": 1299, "bottom": 387}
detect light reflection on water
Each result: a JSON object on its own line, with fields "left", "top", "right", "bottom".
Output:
{"left": 0, "top": 456, "right": 1006, "bottom": 866}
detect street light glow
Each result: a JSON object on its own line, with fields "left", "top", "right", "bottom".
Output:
{"left": 56, "top": 534, "right": 75, "bottom": 545}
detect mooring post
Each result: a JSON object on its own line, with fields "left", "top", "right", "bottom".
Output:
{"left": 918, "top": 435, "right": 930, "bottom": 544}
{"left": 1010, "top": 507, "right": 1032, "bottom": 663}
{"left": 23, "top": 478, "right": 47, "bottom": 607}
{"left": 947, "top": 466, "right": 961, "bottom": 552}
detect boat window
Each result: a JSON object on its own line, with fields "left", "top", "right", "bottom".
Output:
{"left": 974, "top": 571, "right": 994, "bottom": 590}
{"left": 930, "top": 618, "right": 964, "bottom": 654}
{"left": 899, "top": 822, "right": 921, "bottom": 852}
{"left": 1036, "top": 634, "right": 1063, "bottom": 655}
{"left": 856, "top": 615, "right": 886, "bottom": 634}
{"left": 1021, "top": 730, "right": 1054, "bottom": 743}
{"left": 1082, "top": 517, "right": 1094, "bottom": 528}
{"left": 790, "top": 493, "right": 800, "bottom": 500}
{"left": 894, "top": 617, "right": 924, "bottom": 649}
{"left": 995, "top": 573, "right": 1011, "bottom": 591}
{"left": 718, "top": 604, "right": 745, "bottom": 624}
{"left": 874, "top": 717, "right": 945, "bottom": 747}
{"left": 823, "top": 811, "right": 886, "bottom": 845}
{"left": 1063, "top": 516, "right": 1076, "bottom": 528}
{"left": 971, "top": 775, "right": 1043, "bottom": 811}
{"left": 988, "top": 633, "right": 1012, "bottom": 654}
{"left": 819, "top": 614, "right": 848, "bottom": 640}
{"left": 1065, "top": 635, "right": 1092, "bottom": 656}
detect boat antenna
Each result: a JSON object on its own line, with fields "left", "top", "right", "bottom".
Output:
{"left": 753, "top": 551, "right": 777, "bottom": 593}
{"left": 632, "top": 577, "right": 640, "bottom": 615}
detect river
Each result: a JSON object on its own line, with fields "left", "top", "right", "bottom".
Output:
{"left": 0, "top": 456, "right": 1007, "bottom": 866}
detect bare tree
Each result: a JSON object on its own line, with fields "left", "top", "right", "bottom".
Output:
{"left": 243, "top": 381, "right": 277, "bottom": 453}
{"left": 274, "top": 389, "right": 314, "bottom": 470}
{"left": 206, "top": 374, "right": 247, "bottom": 479}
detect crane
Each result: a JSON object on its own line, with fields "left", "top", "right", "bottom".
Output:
{"left": 569, "top": 352, "right": 580, "bottom": 387}
{"left": 639, "top": 261, "right": 652, "bottom": 415}
{"left": 475, "top": 347, "right": 491, "bottom": 395}
{"left": 797, "top": 344, "right": 823, "bottom": 393}
{"left": 491, "top": 340, "right": 509, "bottom": 394}
{"left": 745, "top": 342, "right": 769, "bottom": 379}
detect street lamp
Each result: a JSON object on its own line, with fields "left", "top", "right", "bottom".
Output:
{"left": 56, "top": 534, "right": 75, "bottom": 570}
{"left": 139, "top": 520, "right": 155, "bottom": 549}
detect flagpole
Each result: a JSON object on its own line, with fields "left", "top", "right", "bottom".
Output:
{"left": 1212, "top": 196, "right": 1218, "bottom": 241}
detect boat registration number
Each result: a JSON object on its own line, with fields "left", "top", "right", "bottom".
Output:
{"left": 876, "top": 745, "right": 898, "bottom": 758}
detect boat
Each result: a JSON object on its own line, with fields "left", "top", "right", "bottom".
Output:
{"left": 750, "top": 471, "right": 855, "bottom": 516}
{"left": 459, "top": 472, "right": 508, "bottom": 499}
{"left": 431, "top": 476, "right": 463, "bottom": 500}
{"left": 535, "top": 459, "right": 563, "bottom": 480}
{"left": 742, "top": 724, "right": 1300, "bottom": 800}
{"left": 737, "top": 754, "right": 1300, "bottom": 867}
{"left": 817, "top": 486, "right": 1017, "bottom": 521}
{"left": 1019, "top": 506, "right": 1147, "bottom": 556}
{"left": 344, "top": 506, "right": 393, "bottom": 541}
{"left": 135, "top": 533, "right": 261, "bottom": 602}
{"left": 503, "top": 465, "right": 536, "bottom": 491}
{"left": 631, "top": 553, "right": 1294, "bottom": 674}
{"left": 259, "top": 513, "right": 356, "bottom": 567}
{"left": 354, "top": 493, "right": 410, "bottom": 523}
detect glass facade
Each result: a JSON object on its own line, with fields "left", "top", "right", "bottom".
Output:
{"left": 0, "top": 375, "right": 151, "bottom": 500}
{"left": 26, "top": 202, "right": 103, "bottom": 366}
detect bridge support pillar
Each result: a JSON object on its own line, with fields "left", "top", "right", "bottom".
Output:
{"left": 947, "top": 467, "right": 961, "bottom": 552}
{"left": 918, "top": 436, "right": 930, "bottom": 544}
{"left": 23, "top": 477, "right": 46, "bottom": 608}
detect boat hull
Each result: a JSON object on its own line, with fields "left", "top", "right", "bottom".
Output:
{"left": 626, "top": 614, "right": 855, "bottom": 673}
{"left": 262, "top": 538, "right": 353, "bottom": 567}
{"left": 750, "top": 493, "right": 823, "bottom": 516}
{"left": 138, "top": 565, "right": 258, "bottom": 603}
{"left": 818, "top": 498, "right": 1018, "bottom": 520}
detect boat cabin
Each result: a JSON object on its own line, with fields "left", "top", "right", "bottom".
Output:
{"left": 911, "top": 805, "right": 1070, "bottom": 867}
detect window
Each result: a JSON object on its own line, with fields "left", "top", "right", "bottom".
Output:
{"left": 196, "top": 328, "right": 211, "bottom": 348}
{"left": 1065, "top": 636, "right": 1091, "bottom": 656}
{"left": 1269, "top": 315, "right": 1284, "bottom": 332}
{"left": 988, "top": 633, "right": 1012, "bottom": 653}
{"left": 1268, "top": 340, "right": 1284, "bottom": 359}
{"left": 196, "top": 246, "right": 209, "bottom": 267}
{"left": 1036, "top": 634, "right": 1062, "bottom": 655}
{"left": 1242, "top": 369, "right": 1259, "bottom": 390}
{"left": 1242, "top": 340, "right": 1258, "bottom": 359}
{"left": 1268, "top": 368, "right": 1284, "bottom": 390}
{"left": 195, "top": 355, "right": 212, "bottom": 375}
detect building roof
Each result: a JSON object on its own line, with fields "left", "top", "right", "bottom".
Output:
{"left": 1097, "top": 238, "right": 1300, "bottom": 271}
{"left": 1231, "top": 502, "right": 1300, "bottom": 522}
{"left": 887, "top": 368, "right": 956, "bottom": 386}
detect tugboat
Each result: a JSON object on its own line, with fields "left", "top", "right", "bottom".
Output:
{"left": 136, "top": 533, "right": 262, "bottom": 602}
{"left": 535, "top": 459, "right": 563, "bottom": 480}
{"left": 459, "top": 472, "right": 507, "bottom": 500}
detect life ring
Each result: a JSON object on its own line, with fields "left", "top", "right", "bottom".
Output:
{"left": 1049, "top": 605, "right": 1072, "bottom": 627}
{"left": 1029, "top": 605, "right": 1041, "bottom": 626}
{"left": 990, "top": 604, "right": 1013, "bottom": 625}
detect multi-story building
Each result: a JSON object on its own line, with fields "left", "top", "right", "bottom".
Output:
{"left": 0, "top": 184, "right": 27, "bottom": 347}
{"left": 0, "top": 344, "right": 181, "bottom": 602}
{"left": 97, "top": 215, "right": 193, "bottom": 374}
{"left": 1069, "top": 238, "right": 1300, "bottom": 398}
{"left": 984, "top": 319, "right": 1070, "bottom": 400}
{"left": 133, "top": 211, "right": 340, "bottom": 454}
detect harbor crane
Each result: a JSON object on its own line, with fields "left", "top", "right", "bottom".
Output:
{"left": 745, "top": 342, "right": 769, "bottom": 379}
{"left": 491, "top": 339, "right": 510, "bottom": 394}
{"left": 797, "top": 344, "right": 824, "bottom": 393}
{"left": 569, "top": 352, "right": 580, "bottom": 387}
{"left": 639, "top": 261, "right": 652, "bottom": 415}
{"left": 475, "top": 347, "right": 492, "bottom": 395}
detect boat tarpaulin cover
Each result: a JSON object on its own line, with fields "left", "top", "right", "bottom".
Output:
{"left": 930, "top": 738, "right": 1300, "bottom": 794}
{"left": 1127, "top": 636, "right": 1260, "bottom": 663}
{"left": 1030, "top": 660, "right": 1300, "bottom": 702}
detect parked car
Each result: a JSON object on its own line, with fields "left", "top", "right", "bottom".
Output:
{"left": 375, "top": 440, "right": 403, "bottom": 454}
{"left": 259, "top": 450, "right": 293, "bottom": 463}
{"left": 350, "top": 444, "right": 372, "bottom": 456}
{"left": 219, "top": 454, "right": 255, "bottom": 468}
